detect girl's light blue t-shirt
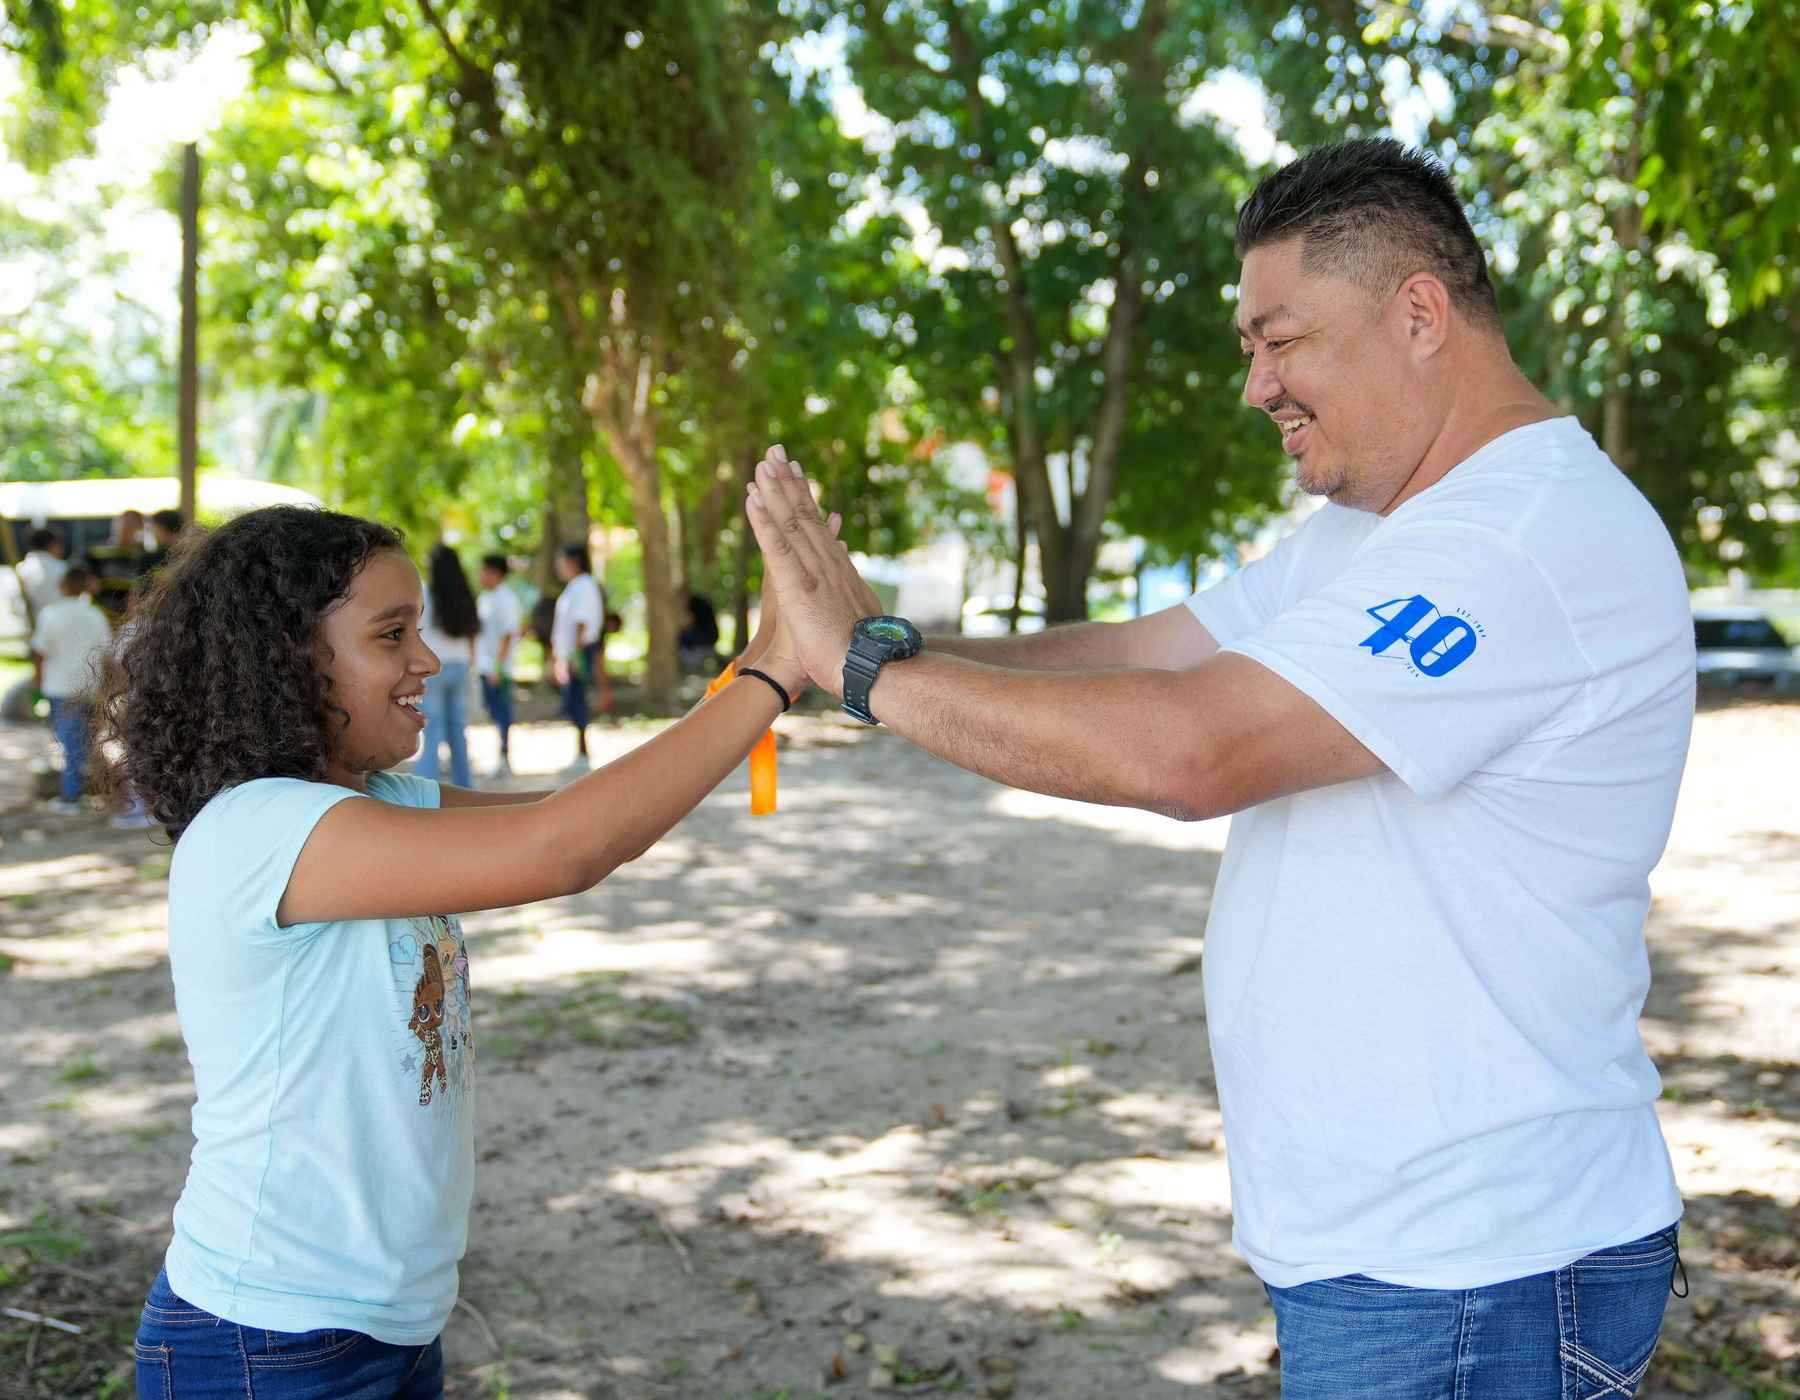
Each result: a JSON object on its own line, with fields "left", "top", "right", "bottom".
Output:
{"left": 162, "top": 773, "right": 475, "bottom": 1344}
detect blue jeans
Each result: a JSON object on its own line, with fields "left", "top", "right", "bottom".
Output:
{"left": 479, "top": 674, "right": 513, "bottom": 759}
{"left": 134, "top": 1269, "right": 443, "bottom": 1399}
{"left": 1266, "top": 1225, "right": 1680, "bottom": 1398}
{"left": 48, "top": 696, "right": 89, "bottom": 801}
{"left": 560, "top": 643, "right": 602, "bottom": 745}
{"left": 416, "top": 661, "right": 471, "bottom": 787}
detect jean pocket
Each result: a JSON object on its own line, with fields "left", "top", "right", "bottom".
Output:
{"left": 245, "top": 1327, "right": 366, "bottom": 1370}
{"left": 1557, "top": 1238, "right": 1674, "bottom": 1399}
{"left": 133, "top": 1341, "right": 173, "bottom": 1400}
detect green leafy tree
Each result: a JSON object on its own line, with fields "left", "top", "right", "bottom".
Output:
{"left": 826, "top": 0, "right": 1287, "bottom": 621}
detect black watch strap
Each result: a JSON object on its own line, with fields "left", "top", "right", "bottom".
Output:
{"left": 842, "top": 650, "right": 883, "bottom": 726}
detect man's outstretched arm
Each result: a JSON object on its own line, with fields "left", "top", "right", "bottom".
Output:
{"left": 746, "top": 448, "right": 1382, "bottom": 819}
{"left": 927, "top": 603, "right": 1219, "bottom": 672}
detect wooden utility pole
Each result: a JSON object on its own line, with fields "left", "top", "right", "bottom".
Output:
{"left": 178, "top": 142, "right": 200, "bottom": 523}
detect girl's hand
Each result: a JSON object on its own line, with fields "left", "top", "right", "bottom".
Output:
{"left": 740, "top": 497, "right": 841, "bottom": 702}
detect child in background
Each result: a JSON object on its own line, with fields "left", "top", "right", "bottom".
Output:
{"left": 416, "top": 543, "right": 479, "bottom": 788}
{"left": 475, "top": 553, "right": 523, "bottom": 777}
{"left": 30, "top": 563, "right": 112, "bottom": 815}
{"left": 101, "top": 504, "right": 816, "bottom": 1399}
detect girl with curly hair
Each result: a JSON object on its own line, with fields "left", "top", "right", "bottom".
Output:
{"left": 102, "top": 498, "right": 817, "bottom": 1399}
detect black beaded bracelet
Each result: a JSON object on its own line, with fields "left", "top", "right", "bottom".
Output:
{"left": 737, "top": 667, "right": 792, "bottom": 712}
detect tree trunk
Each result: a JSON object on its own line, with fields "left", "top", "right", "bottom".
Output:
{"left": 537, "top": 449, "right": 588, "bottom": 594}
{"left": 689, "top": 459, "right": 737, "bottom": 600}
{"left": 732, "top": 508, "right": 752, "bottom": 658}
{"left": 947, "top": 5, "right": 1159, "bottom": 626}
{"left": 178, "top": 143, "right": 200, "bottom": 525}
{"left": 1006, "top": 473, "right": 1029, "bottom": 633}
{"left": 584, "top": 311, "right": 680, "bottom": 708}
{"left": 604, "top": 430, "right": 681, "bottom": 707}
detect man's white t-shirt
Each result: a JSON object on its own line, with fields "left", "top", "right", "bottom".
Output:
{"left": 551, "top": 573, "right": 603, "bottom": 662}
{"left": 475, "top": 585, "right": 524, "bottom": 677}
{"left": 1186, "top": 417, "right": 1692, "bottom": 1290}
{"left": 31, "top": 594, "right": 113, "bottom": 699}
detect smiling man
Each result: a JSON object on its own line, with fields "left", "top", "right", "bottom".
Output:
{"left": 747, "top": 139, "right": 1695, "bottom": 1397}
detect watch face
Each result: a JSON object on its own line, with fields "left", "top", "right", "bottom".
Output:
{"left": 864, "top": 619, "right": 912, "bottom": 644}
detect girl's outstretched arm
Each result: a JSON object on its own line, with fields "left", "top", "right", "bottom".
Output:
{"left": 277, "top": 668, "right": 797, "bottom": 926}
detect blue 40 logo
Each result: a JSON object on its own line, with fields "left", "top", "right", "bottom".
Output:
{"left": 1360, "top": 595, "right": 1479, "bottom": 676}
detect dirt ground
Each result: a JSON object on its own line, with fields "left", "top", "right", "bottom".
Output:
{"left": 0, "top": 698, "right": 1795, "bottom": 1400}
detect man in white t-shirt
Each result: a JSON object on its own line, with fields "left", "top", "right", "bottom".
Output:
{"left": 31, "top": 563, "right": 114, "bottom": 814}
{"left": 750, "top": 139, "right": 1692, "bottom": 1398}
{"left": 475, "top": 553, "right": 524, "bottom": 776}
{"left": 550, "top": 543, "right": 607, "bottom": 774}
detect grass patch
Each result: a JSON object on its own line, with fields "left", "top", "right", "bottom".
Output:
{"left": 0, "top": 1218, "right": 87, "bottom": 1260}
{"left": 482, "top": 972, "right": 696, "bottom": 1062}
{"left": 57, "top": 1055, "right": 106, "bottom": 1084}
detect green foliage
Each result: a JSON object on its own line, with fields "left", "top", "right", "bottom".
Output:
{"left": 819, "top": 0, "right": 1291, "bottom": 609}
{"left": 0, "top": 180, "right": 176, "bottom": 479}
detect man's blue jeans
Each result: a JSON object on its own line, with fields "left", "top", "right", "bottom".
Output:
{"left": 48, "top": 696, "right": 89, "bottom": 801}
{"left": 134, "top": 1269, "right": 443, "bottom": 1399}
{"left": 416, "top": 660, "right": 471, "bottom": 788}
{"left": 1266, "top": 1225, "right": 1680, "bottom": 1398}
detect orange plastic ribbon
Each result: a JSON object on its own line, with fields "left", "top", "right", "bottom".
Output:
{"left": 707, "top": 659, "right": 778, "bottom": 815}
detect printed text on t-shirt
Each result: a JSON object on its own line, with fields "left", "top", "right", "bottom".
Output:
{"left": 1360, "top": 594, "right": 1484, "bottom": 677}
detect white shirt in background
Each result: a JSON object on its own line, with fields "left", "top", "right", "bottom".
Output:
{"left": 475, "top": 585, "right": 523, "bottom": 677}
{"left": 18, "top": 551, "right": 69, "bottom": 617}
{"left": 551, "top": 573, "right": 603, "bottom": 662}
{"left": 1185, "top": 416, "right": 1692, "bottom": 1291}
{"left": 31, "top": 593, "right": 113, "bottom": 698}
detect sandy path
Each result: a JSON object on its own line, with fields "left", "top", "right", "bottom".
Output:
{"left": 0, "top": 702, "right": 1794, "bottom": 1398}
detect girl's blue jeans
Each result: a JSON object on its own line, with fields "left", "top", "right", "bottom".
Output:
{"left": 134, "top": 1269, "right": 443, "bottom": 1399}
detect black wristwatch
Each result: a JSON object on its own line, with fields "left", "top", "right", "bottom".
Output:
{"left": 841, "top": 615, "right": 923, "bottom": 725}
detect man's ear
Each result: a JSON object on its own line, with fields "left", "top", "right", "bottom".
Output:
{"left": 1399, "top": 272, "right": 1452, "bottom": 361}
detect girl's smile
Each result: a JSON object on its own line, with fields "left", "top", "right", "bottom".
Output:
{"left": 319, "top": 549, "right": 441, "bottom": 787}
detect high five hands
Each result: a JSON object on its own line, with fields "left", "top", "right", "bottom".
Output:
{"left": 744, "top": 444, "right": 885, "bottom": 700}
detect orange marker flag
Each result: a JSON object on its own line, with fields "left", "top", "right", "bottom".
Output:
{"left": 706, "top": 659, "right": 778, "bottom": 815}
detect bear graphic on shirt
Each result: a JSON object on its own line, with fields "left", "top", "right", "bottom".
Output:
{"left": 396, "top": 915, "right": 473, "bottom": 1107}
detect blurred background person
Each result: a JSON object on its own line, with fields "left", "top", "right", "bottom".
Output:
{"left": 147, "top": 508, "right": 187, "bottom": 581}
{"left": 90, "top": 508, "right": 149, "bottom": 624}
{"left": 678, "top": 591, "right": 721, "bottom": 674}
{"left": 551, "top": 542, "right": 605, "bottom": 775}
{"left": 17, "top": 526, "right": 69, "bottom": 622}
{"left": 30, "top": 563, "right": 111, "bottom": 815}
{"left": 416, "top": 542, "right": 479, "bottom": 788}
{"left": 476, "top": 552, "right": 523, "bottom": 778}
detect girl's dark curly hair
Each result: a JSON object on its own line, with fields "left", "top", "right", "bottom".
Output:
{"left": 97, "top": 505, "right": 405, "bottom": 839}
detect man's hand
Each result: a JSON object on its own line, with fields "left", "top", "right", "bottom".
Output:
{"left": 739, "top": 493, "right": 845, "bottom": 700}
{"left": 744, "top": 444, "right": 883, "bottom": 699}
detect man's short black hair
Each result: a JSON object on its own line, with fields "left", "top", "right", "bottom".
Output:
{"left": 150, "top": 509, "right": 185, "bottom": 536}
{"left": 481, "top": 553, "right": 509, "bottom": 576}
{"left": 62, "top": 564, "right": 92, "bottom": 594}
{"left": 1235, "top": 138, "right": 1501, "bottom": 330}
{"left": 27, "top": 527, "right": 60, "bottom": 552}
{"left": 559, "top": 542, "right": 591, "bottom": 574}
